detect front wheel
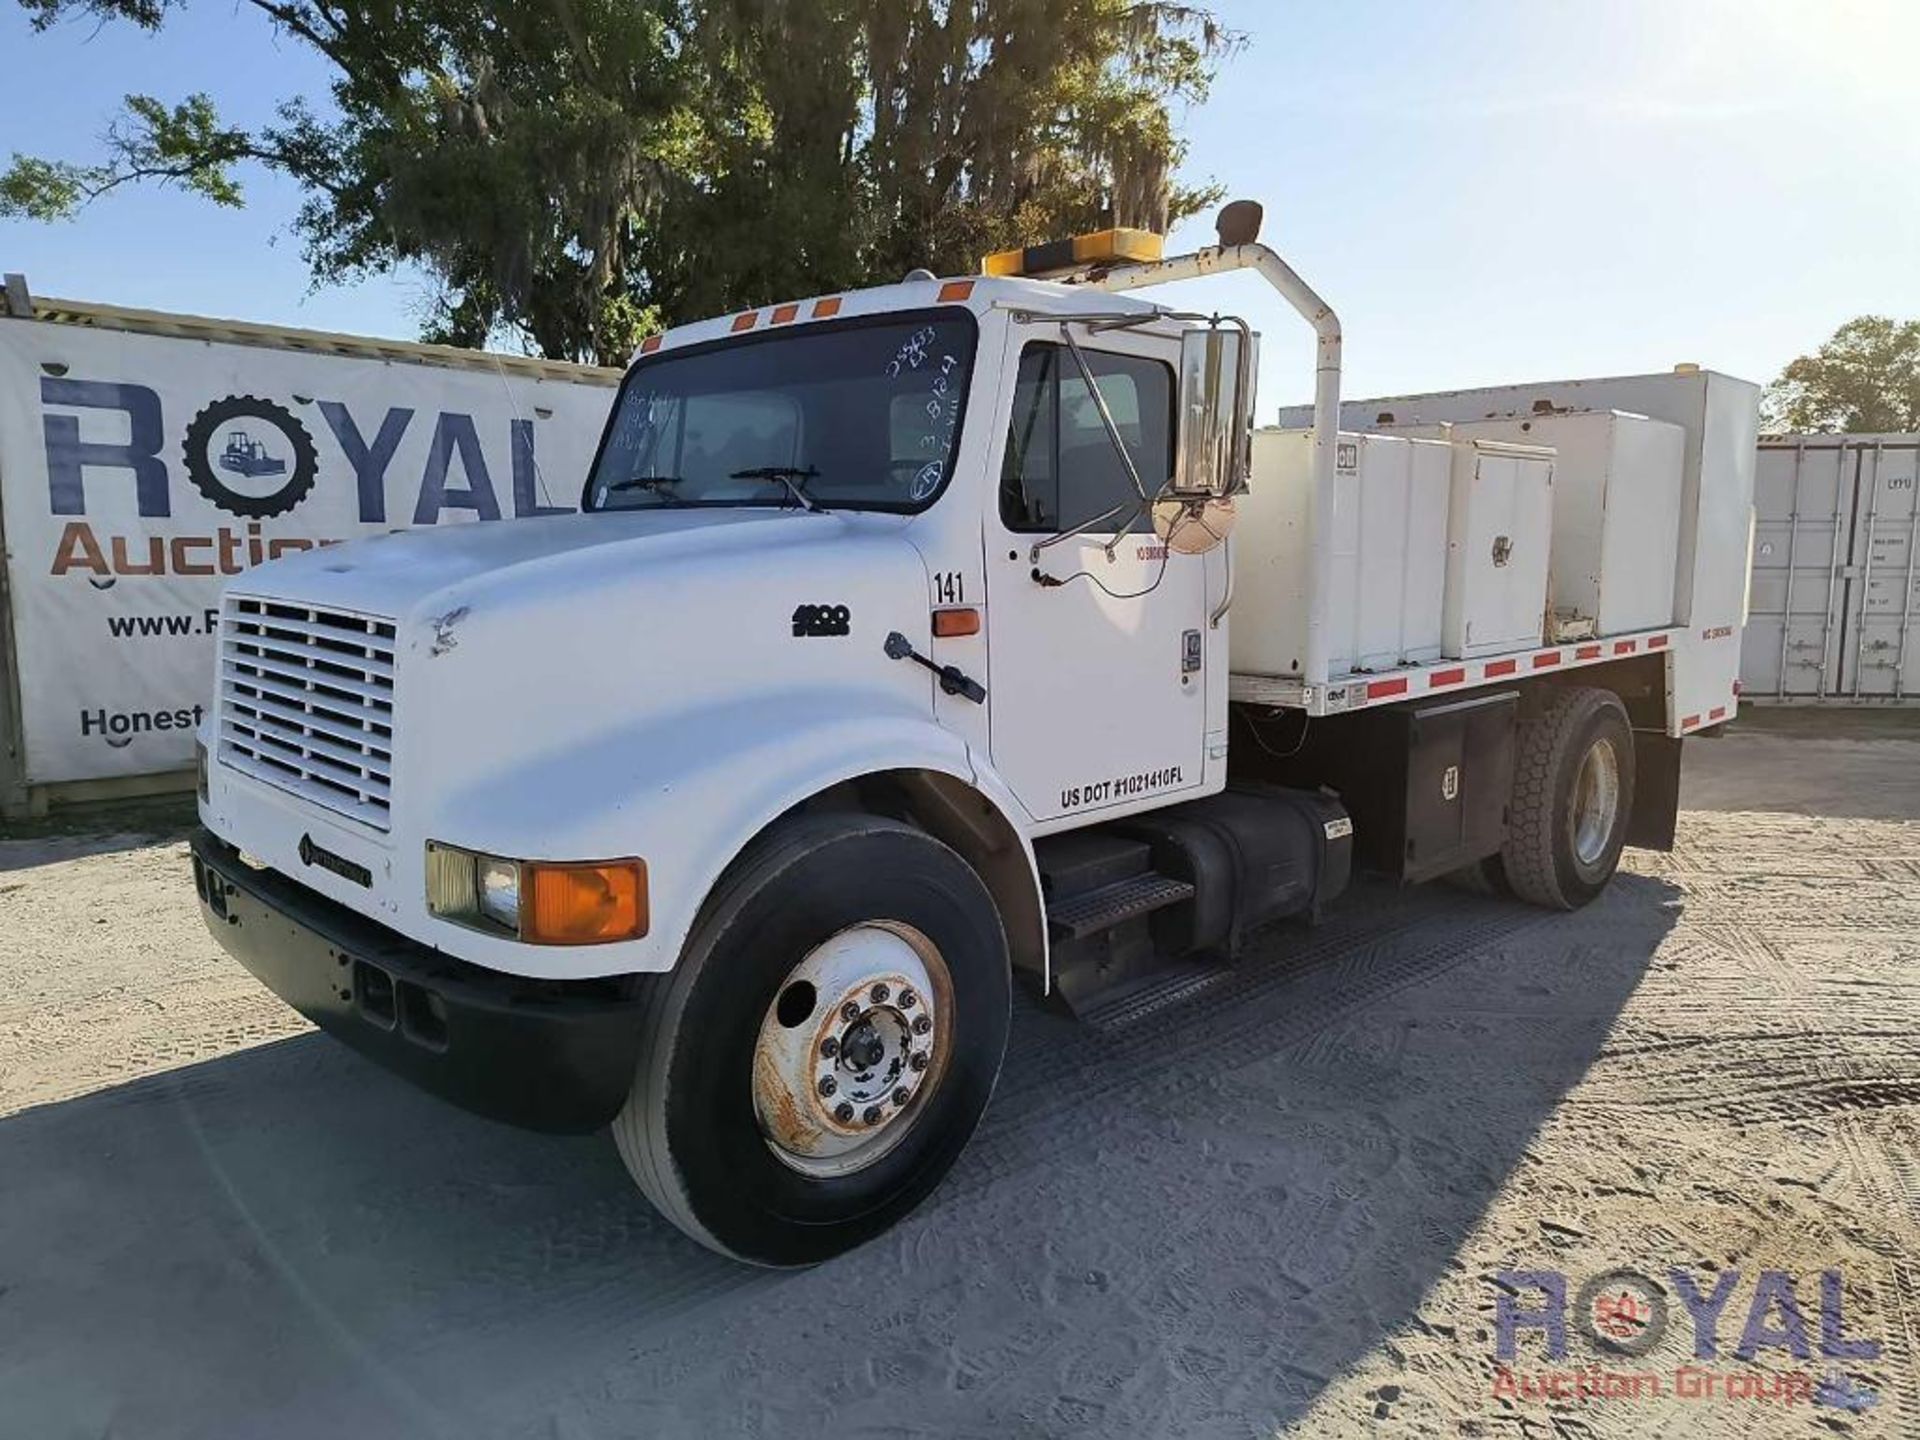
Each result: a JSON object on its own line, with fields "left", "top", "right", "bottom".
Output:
{"left": 612, "top": 812, "right": 1011, "bottom": 1265}
{"left": 1500, "top": 686, "right": 1636, "bottom": 910}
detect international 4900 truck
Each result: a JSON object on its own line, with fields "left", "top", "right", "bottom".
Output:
{"left": 190, "top": 200, "right": 1757, "bottom": 1264}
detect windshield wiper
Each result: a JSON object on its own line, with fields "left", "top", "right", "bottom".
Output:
{"left": 607, "top": 475, "right": 686, "bottom": 495}
{"left": 730, "top": 465, "right": 828, "bottom": 513}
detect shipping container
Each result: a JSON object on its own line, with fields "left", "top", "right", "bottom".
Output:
{"left": 1743, "top": 434, "right": 1919, "bottom": 703}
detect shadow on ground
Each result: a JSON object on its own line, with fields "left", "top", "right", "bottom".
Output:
{"left": 0, "top": 874, "right": 1677, "bottom": 1439}
{"left": 0, "top": 794, "right": 196, "bottom": 870}
{"left": 1681, "top": 725, "right": 1920, "bottom": 821}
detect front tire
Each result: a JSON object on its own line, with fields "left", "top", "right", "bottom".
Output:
{"left": 612, "top": 812, "right": 1011, "bottom": 1265}
{"left": 1500, "top": 686, "right": 1636, "bottom": 910}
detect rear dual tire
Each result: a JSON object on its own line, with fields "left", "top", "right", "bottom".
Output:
{"left": 612, "top": 813, "right": 1011, "bottom": 1266}
{"left": 1498, "top": 686, "right": 1636, "bottom": 909}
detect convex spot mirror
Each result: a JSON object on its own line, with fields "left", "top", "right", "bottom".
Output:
{"left": 1175, "top": 325, "right": 1253, "bottom": 497}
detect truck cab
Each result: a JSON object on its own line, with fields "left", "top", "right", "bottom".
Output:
{"left": 191, "top": 203, "right": 1755, "bottom": 1264}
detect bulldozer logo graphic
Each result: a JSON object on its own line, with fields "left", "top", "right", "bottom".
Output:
{"left": 220, "top": 430, "right": 285, "bottom": 478}
{"left": 181, "top": 395, "right": 319, "bottom": 519}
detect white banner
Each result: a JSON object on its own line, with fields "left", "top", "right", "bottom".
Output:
{"left": 0, "top": 316, "right": 618, "bottom": 784}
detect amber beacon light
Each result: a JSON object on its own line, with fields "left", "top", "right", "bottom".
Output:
{"left": 981, "top": 228, "right": 1164, "bottom": 279}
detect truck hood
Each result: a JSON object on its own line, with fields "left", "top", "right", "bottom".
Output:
{"left": 229, "top": 507, "right": 847, "bottom": 619}
{"left": 219, "top": 495, "right": 943, "bottom": 858}
{"left": 202, "top": 492, "right": 958, "bottom": 983}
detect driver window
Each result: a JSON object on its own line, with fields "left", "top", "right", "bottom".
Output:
{"left": 999, "top": 343, "right": 1172, "bottom": 534}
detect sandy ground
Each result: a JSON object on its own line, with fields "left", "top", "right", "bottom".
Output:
{"left": 1, "top": 718, "right": 1917, "bottom": 1438}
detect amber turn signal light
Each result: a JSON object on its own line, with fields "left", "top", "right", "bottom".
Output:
{"left": 931, "top": 607, "right": 981, "bottom": 638}
{"left": 524, "top": 859, "right": 647, "bottom": 945}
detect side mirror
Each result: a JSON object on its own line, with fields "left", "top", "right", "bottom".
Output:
{"left": 1175, "top": 325, "right": 1253, "bottom": 496}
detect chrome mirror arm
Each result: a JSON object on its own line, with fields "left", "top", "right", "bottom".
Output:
{"left": 1028, "top": 500, "right": 1134, "bottom": 565}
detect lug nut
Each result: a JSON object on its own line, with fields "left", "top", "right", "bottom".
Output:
{"left": 898, "top": 990, "right": 916, "bottom": 1009}
{"left": 817, "top": 1076, "right": 837, "bottom": 1097}
{"left": 910, "top": 1052, "right": 929, "bottom": 1072}
{"left": 870, "top": 983, "right": 890, "bottom": 1004}
{"left": 835, "top": 1101, "right": 855, "bottom": 1123}
{"left": 912, "top": 1015, "right": 932, "bottom": 1035}
{"left": 841, "top": 1001, "right": 861, "bottom": 1022}
{"left": 893, "top": 1086, "right": 911, "bottom": 1106}
{"left": 819, "top": 1036, "right": 839, "bottom": 1058}
{"left": 863, "top": 1106, "right": 884, "bottom": 1126}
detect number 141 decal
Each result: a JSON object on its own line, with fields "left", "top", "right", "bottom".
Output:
{"left": 933, "top": 571, "right": 965, "bottom": 605}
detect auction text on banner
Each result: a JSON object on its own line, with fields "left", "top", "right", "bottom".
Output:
{"left": 0, "top": 319, "right": 615, "bottom": 784}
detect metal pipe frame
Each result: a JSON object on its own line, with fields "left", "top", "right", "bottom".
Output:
{"left": 1078, "top": 244, "right": 1344, "bottom": 691}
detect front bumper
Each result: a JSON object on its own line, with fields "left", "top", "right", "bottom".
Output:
{"left": 189, "top": 828, "right": 646, "bottom": 1133}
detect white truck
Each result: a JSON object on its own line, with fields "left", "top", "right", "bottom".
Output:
{"left": 190, "top": 201, "right": 1757, "bottom": 1265}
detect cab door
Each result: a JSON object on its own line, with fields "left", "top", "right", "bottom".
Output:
{"left": 984, "top": 322, "right": 1213, "bottom": 827}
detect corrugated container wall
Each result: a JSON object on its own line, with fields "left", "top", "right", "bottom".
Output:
{"left": 1743, "top": 434, "right": 1919, "bottom": 702}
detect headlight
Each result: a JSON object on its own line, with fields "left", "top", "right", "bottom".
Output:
{"left": 425, "top": 842, "right": 503, "bottom": 931}
{"left": 195, "top": 740, "right": 209, "bottom": 802}
{"left": 426, "top": 842, "right": 646, "bottom": 945}
{"left": 476, "top": 856, "right": 521, "bottom": 929}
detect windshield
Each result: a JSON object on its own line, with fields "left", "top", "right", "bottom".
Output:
{"left": 586, "top": 311, "right": 978, "bottom": 513}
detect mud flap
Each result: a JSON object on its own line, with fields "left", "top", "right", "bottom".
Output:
{"left": 1627, "top": 731, "right": 1682, "bottom": 852}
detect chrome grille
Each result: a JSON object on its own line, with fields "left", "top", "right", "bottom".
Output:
{"left": 218, "top": 597, "right": 397, "bottom": 828}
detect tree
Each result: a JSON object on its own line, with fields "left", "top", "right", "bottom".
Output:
{"left": 1765, "top": 316, "right": 1920, "bottom": 433}
{"left": 3, "top": 0, "right": 1234, "bottom": 364}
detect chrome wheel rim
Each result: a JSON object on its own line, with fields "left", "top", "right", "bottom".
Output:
{"left": 751, "top": 922, "right": 953, "bottom": 1178}
{"left": 1570, "top": 737, "right": 1622, "bottom": 868}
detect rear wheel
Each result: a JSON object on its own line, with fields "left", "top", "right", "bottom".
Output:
{"left": 1500, "top": 686, "right": 1636, "bottom": 909}
{"left": 612, "top": 812, "right": 1011, "bottom": 1265}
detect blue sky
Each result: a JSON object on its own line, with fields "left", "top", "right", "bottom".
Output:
{"left": 3, "top": 0, "right": 1916, "bottom": 413}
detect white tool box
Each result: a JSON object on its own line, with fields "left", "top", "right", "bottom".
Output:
{"left": 1441, "top": 439, "right": 1554, "bottom": 658}
{"left": 1236, "top": 429, "right": 1451, "bottom": 676}
{"left": 1435, "top": 411, "right": 1684, "bottom": 637}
